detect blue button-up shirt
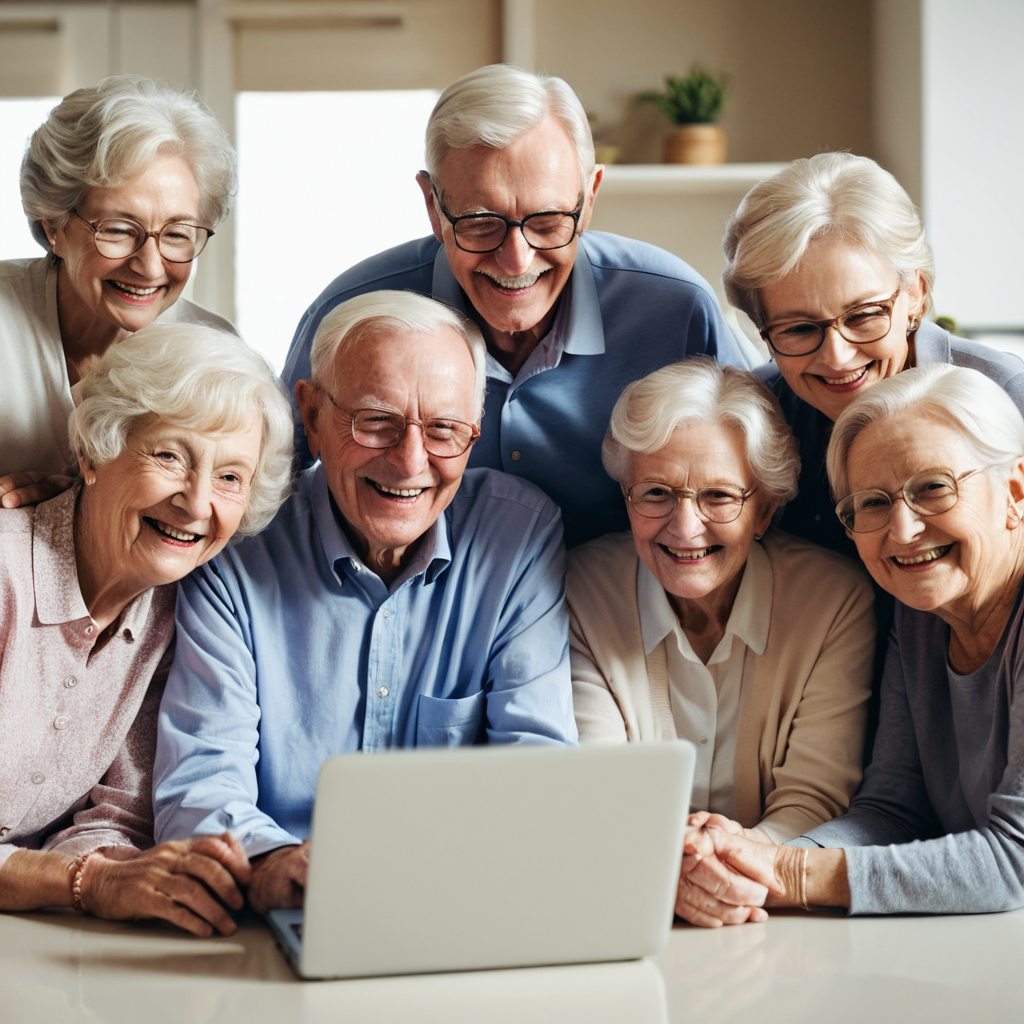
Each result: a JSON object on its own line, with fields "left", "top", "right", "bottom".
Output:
{"left": 283, "top": 232, "right": 759, "bottom": 548}
{"left": 153, "top": 467, "right": 576, "bottom": 856}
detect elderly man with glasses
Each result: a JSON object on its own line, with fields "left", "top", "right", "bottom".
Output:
{"left": 283, "top": 64, "right": 757, "bottom": 549}
{"left": 152, "top": 290, "right": 577, "bottom": 913}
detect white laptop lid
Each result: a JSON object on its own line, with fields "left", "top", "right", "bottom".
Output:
{"left": 298, "top": 742, "right": 695, "bottom": 979}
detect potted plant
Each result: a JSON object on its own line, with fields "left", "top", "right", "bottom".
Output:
{"left": 640, "top": 67, "right": 728, "bottom": 165}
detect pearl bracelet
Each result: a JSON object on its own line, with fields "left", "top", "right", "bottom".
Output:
{"left": 69, "top": 850, "right": 101, "bottom": 914}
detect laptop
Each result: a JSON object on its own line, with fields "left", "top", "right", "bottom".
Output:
{"left": 268, "top": 741, "right": 695, "bottom": 979}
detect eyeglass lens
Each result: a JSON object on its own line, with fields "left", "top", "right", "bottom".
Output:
{"left": 766, "top": 301, "right": 894, "bottom": 356}
{"left": 352, "top": 409, "right": 475, "bottom": 457}
{"left": 836, "top": 470, "right": 961, "bottom": 533}
{"left": 453, "top": 212, "right": 578, "bottom": 253}
{"left": 90, "top": 218, "right": 211, "bottom": 263}
{"left": 628, "top": 482, "right": 748, "bottom": 522}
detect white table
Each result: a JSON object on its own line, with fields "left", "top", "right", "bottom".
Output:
{"left": 3, "top": 907, "right": 1022, "bottom": 1023}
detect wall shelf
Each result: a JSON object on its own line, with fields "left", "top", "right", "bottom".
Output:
{"left": 599, "top": 163, "right": 787, "bottom": 195}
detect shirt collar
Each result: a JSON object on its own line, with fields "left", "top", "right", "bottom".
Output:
{"left": 430, "top": 235, "right": 606, "bottom": 366}
{"left": 309, "top": 465, "right": 452, "bottom": 587}
{"left": 636, "top": 539, "right": 772, "bottom": 659}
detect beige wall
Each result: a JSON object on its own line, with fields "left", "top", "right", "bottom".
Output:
{"left": 533, "top": 0, "right": 873, "bottom": 165}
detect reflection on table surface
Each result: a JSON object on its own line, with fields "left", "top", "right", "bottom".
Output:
{"left": 3, "top": 906, "right": 1024, "bottom": 1023}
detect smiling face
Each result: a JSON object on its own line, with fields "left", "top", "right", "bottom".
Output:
{"left": 626, "top": 421, "right": 772, "bottom": 623}
{"left": 296, "top": 324, "right": 480, "bottom": 576}
{"left": 759, "top": 236, "right": 925, "bottom": 422}
{"left": 844, "top": 411, "right": 1023, "bottom": 622}
{"left": 420, "top": 115, "right": 600, "bottom": 353}
{"left": 80, "top": 415, "right": 263, "bottom": 595}
{"left": 48, "top": 153, "right": 204, "bottom": 344}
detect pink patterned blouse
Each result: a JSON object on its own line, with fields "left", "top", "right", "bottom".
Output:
{"left": 0, "top": 484, "right": 176, "bottom": 870}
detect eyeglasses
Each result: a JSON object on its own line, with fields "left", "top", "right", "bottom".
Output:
{"left": 835, "top": 466, "right": 989, "bottom": 533}
{"left": 432, "top": 187, "right": 583, "bottom": 253}
{"left": 320, "top": 390, "right": 480, "bottom": 458}
{"left": 626, "top": 481, "right": 759, "bottom": 523}
{"left": 70, "top": 209, "right": 214, "bottom": 263}
{"left": 761, "top": 287, "right": 902, "bottom": 357}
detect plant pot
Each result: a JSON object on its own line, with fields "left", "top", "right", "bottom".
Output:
{"left": 663, "top": 124, "right": 727, "bottom": 165}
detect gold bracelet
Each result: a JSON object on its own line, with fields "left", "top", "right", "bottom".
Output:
{"left": 799, "top": 847, "right": 810, "bottom": 911}
{"left": 69, "top": 850, "right": 101, "bottom": 914}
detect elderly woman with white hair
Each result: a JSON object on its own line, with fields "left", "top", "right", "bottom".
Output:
{"left": 682, "top": 364, "right": 1024, "bottom": 921}
{"left": 0, "top": 323, "right": 292, "bottom": 935}
{"left": 0, "top": 74, "right": 236, "bottom": 505}
{"left": 567, "top": 358, "right": 876, "bottom": 927}
{"left": 723, "top": 152, "right": 1024, "bottom": 556}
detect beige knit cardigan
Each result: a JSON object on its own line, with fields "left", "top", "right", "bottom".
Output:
{"left": 567, "top": 528, "right": 876, "bottom": 843}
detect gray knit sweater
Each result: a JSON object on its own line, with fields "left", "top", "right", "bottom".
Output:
{"left": 795, "top": 595, "right": 1024, "bottom": 914}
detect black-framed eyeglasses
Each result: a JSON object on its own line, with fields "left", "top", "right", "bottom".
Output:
{"left": 626, "top": 481, "right": 759, "bottom": 523}
{"left": 760, "top": 286, "right": 902, "bottom": 357}
{"left": 432, "top": 187, "right": 583, "bottom": 253}
{"left": 320, "top": 389, "right": 480, "bottom": 458}
{"left": 70, "top": 209, "right": 214, "bottom": 263}
{"left": 835, "top": 466, "right": 990, "bottom": 534}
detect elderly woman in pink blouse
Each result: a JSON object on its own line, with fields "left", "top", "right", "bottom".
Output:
{"left": 0, "top": 322, "right": 292, "bottom": 935}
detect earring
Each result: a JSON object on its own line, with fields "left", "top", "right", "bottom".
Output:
{"left": 907, "top": 316, "right": 921, "bottom": 334}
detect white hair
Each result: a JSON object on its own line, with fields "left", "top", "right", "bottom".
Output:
{"left": 309, "top": 290, "right": 487, "bottom": 416}
{"left": 722, "top": 152, "right": 935, "bottom": 325}
{"left": 22, "top": 74, "right": 235, "bottom": 255}
{"left": 827, "top": 364, "right": 1024, "bottom": 499}
{"left": 602, "top": 357, "right": 800, "bottom": 507}
{"left": 425, "top": 64, "right": 595, "bottom": 190}
{"left": 70, "top": 323, "right": 293, "bottom": 536}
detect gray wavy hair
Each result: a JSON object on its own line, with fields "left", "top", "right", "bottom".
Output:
{"left": 309, "top": 290, "right": 487, "bottom": 417}
{"left": 425, "top": 64, "right": 595, "bottom": 190}
{"left": 722, "top": 152, "right": 935, "bottom": 325}
{"left": 602, "top": 357, "right": 800, "bottom": 507}
{"left": 70, "top": 323, "right": 293, "bottom": 537}
{"left": 22, "top": 74, "right": 235, "bottom": 255}
{"left": 827, "top": 364, "right": 1024, "bottom": 500}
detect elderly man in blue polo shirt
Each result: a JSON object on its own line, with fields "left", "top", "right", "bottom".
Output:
{"left": 283, "top": 64, "right": 757, "bottom": 549}
{"left": 153, "top": 291, "right": 576, "bottom": 913}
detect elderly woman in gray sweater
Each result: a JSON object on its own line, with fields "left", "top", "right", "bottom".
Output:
{"left": 682, "top": 364, "right": 1024, "bottom": 922}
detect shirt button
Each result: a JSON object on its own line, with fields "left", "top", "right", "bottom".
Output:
{"left": 0, "top": 827, "right": 9, "bottom": 837}
{"left": 31, "top": 772, "right": 45, "bottom": 784}
{"left": 511, "top": 450, "right": 522, "bottom": 462}
{"left": 699, "top": 736, "right": 709, "bottom": 745}
{"left": 377, "top": 685, "right": 389, "bottom": 698}
{"left": 53, "top": 715, "right": 70, "bottom": 731}
{"left": 64, "top": 676, "right": 77, "bottom": 688}
{"left": 84, "top": 625, "right": 94, "bottom": 636}
{"left": 381, "top": 610, "right": 390, "bottom": 618}
{"left": 814, "top": 514, "right": 821, "bottom": 522}
{"left": 350, "top": 559, "right": 360, "bottom": 572}
{"left": 123, "top": 629, "right": 134, "bottom": 643}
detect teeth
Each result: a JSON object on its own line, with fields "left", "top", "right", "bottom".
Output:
{"left": 894, "top": 545, "right": 951, "bottom": 565}
{"left": 478, "top": 269, "right": 548, "bottom": 289}
{"left": 374, "top": 483, "right": 424, "bottom": 497}
{"left": 665, "top": 546, "right": 713, "bottom": 560}
{"left": 821, "top": 366, "right": 869, "bottom": 386}
{"left": 112, "top": 282, "right": 159, "bottom": 295}
{"left": 147, "top": 518, "right": 201, "bottom": 542}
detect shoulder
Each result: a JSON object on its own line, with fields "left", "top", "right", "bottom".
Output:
{"left": 580, "top": 231, "right": 717, "bottom": 296}
{"left": 0, "top": 257, "right": 49, "bottom": 303}
{"left": 761, "top": 528, "right": 872, "bottom": 599}
{"left": 304, "top": 236, "right": 440, "bottom": 311}
{"left": 567, "top": 532, "right": 638, "bottom": 598}
{"left": 163, "top": 298, "right": 239, "bottom": 336}
{"left": 449, "top": 468, "right": 560, "bottom": 531}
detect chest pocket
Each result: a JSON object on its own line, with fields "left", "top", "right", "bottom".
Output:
{"left": 415, "top": 690, "right": 486, "bottom": 747}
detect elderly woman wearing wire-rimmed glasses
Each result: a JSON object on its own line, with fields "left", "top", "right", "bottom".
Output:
{"left": 567, "top": 357, "right": 876, "bottom": 927}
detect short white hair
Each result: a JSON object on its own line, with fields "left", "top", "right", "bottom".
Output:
{"left": 425, "top": 64, "right": 595, "bottom": 190}
{"left": 22, "top": 74, "right": 235, "bottom": 254}
{"left": 70, "top": 323, "right": 293, "bottom": 536}
{"left": 602, "top": 357, "right": 800, "bottom": 507}
{"left": 309, "top": 290, "right": 487, "bottom": 416}
{"left": 827, "top": 364, "right": 1024, "bottom": 499}
{"left": 722, "top": 152, "right": 935, "bottom": 325}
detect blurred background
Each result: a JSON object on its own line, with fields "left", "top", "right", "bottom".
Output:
{"left": 0, "top": 0, "right": 1021, "bottom": 370}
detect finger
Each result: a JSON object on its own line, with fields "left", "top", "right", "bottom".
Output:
{"left": 686, "top": 857, "right": 769, "bottom": 907}
{"left": 189, "top": 834, "right": 252, "bottom": 886}
{"left": 161, "top": 877, "right": 239, "bottom": 936}
{"left": 683, "top": 828, "right": 714, "bottom": 860}
{"left": 687, "top": 811, "right": 712, "bottom": 829}
{"left": 148, "top": 892, "right": 219, "bottom": 938}
{"left": 715, "top": 836, "right": 779, "bottom": 890}
{"left": 0, "top": 471, "right": 46, "bottom": 495}
{"left": 701, "top": 813, "right": 744, "bottom": 835}
{"left": 675, "top": 880, "right": 759, "bottom": 926}
{"left": 177, "top": 851, "right": 246, "bottom": 910}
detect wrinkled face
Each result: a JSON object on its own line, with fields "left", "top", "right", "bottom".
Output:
{"left": 49, "top": 154, "right": 203, "bottom": 336}
{"left": 759, "top": 236, "right": 925, "bottom": 422}
{"left": 844, "top": 411, "right": 1021, "bottom": 618}
{"left": 84, "top": 415, "right": 263, "bottom": 590}
{"left": 298, "top": 325, "right": 480, "bottom": 567}
{"left": 625, "top": 422, "right": 772, "bottom": 613}
{"left": 424, "top": 115, "right": 599, "bottom": 342}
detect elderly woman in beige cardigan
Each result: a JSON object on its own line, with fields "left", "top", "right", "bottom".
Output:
{"left": 567, "top": 358, "right": 875, "bottom": 926}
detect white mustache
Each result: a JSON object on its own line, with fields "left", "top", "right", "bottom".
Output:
{"left": 475, "top": 268, "right": 549, "bottom": 289}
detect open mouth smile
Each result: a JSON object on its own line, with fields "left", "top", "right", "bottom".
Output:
{"left": 661, "top": 544, "right": 722, "bottom": 561}
{"left": 109, "top": 281, "right": 163, "bottom": 300}
{"left": 144, "top": 516, "right": 203, "bottom": 544}
{"left": 368, "top": 480, "right": 426, "bottom": 500}
{"left": 475, "top": 268, "right": 551, "bottom": 292}
{"left": 892, "top": 544, "right": 952, "bottom": 566}
{"left": 816, "top": 365, "right": 870, "bottom": 387}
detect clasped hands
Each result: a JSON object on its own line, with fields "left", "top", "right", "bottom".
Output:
{"left": 76, "top": 835, "right": 310, "bottom": 936}
{"left": 675, "top": 812, "right": 803, "bottom": 928}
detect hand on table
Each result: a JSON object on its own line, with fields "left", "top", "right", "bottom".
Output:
{"left": 247, "top": 841, "right": 310, "bottom": 914}
{"left": 0, "top": 472, "right": 75, "bottom": 509}
{"left": 79, "top": 833, "right": 250, "bottom": 937}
